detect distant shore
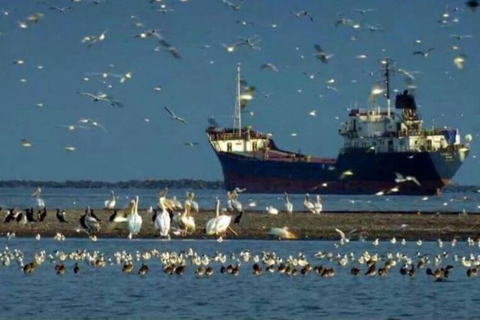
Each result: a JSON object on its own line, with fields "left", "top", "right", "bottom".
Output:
{"left": 1, "top": 209, "right": 479, "bottom": 241}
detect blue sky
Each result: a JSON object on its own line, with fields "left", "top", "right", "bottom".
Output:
{"left": 0, "top": 0, "right": 479, "bottom": 184}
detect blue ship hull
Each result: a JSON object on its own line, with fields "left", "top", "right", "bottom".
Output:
{"left": 214, "top": 148, "right": 468, "bottom": 195}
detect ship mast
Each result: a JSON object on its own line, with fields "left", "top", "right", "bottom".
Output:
{"left": 383, "top": 58, "right": 391, "bottom": 117}
{"left": 233, "top": 64, "right": 242, "bottom": 136}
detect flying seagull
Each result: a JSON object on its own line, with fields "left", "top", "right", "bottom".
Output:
{"left": 164, "top": 106, "right": 188, "bottom": 124}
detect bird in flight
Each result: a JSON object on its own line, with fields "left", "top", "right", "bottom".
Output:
{"left": 413, "top": 48, "right": 434, "bottom": 57}
{"left": 184, "top": 142, "right": 199, "bottom": 147}
{"left": 164, "top": 106, "right": 188, "bottom": 124}
{"left": 314, "top": 44, "right": 333, "bottom": 63}
{"left": 222, "top": 0, "right": 244, "bottom": 11}
{"left": 77, "top": 91, "right": 123, "bottom": 108}
{"left": 291, "top": 10, "right": 313, "bottom": 22}
{"left": 159, "top": 39, "right": 181, "bottom": 59}
{"left": 353, "top": 8, "right": 376, "bottom": 14}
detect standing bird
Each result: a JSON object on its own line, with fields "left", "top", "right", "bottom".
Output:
{"left": 284, "top": 192, "right": 293, "bottom": 213}
{"left": 80, "top": 207, "right": 101, "bottom": 235}
{"left": 56, "top": 209, "right": 68, "bottom": 223}
{"left": 32, "top": 187, "right": 45, "bottom": 209}
{"left": 314, "top": 195, "right": 323, "bottom": 214}
{"left": 303, "top": 194, "right": 315, "bottom": 213}
{"left": 206, "top": 198, "right": 235, "bottom": 238}
{"left": 104, "top": 190, "right": 116, "bottom": 210}
{"left": 227, "top": 190, "right": 244, "bottom": 223}
{"left": 127, "top": 196, "right": 142, "bottom": 239}
{"left": 155, "top": 190, "right": 172, "bottom": 239}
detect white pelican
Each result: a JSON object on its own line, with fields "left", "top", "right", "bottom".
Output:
{"left": 155, "top": 194, "right": 172, "bottom": 239}
{"left": 284, "top": 192, "right": 293, "bottom": 213}
{"left": 206, "top": 198, "right": 234, "bottom": 238}
{"left": 313, "top": 195, "right": 323, "bottom": 214}
{"left": 32, "top": 187, "right": 45, "bottom": 209}
{"left": 104, "top": 190, "right": 116, "bottom": 210}
{"left": 303, "top": 193, "right": 315, "bottom": 213}
{"left": 269, "top": 227, "right": 297, "bottom": 240}
{"left": 266, "top": 206, "right": 279, "bottom": 215}
{"left": 177, "top": 201, "right": 195, "bottom": 236}
{"left": 127, "top": 196, "right": 142, "bottom": 239}
{"left": 228, "top": 190, "right": 243, "bottom": 213}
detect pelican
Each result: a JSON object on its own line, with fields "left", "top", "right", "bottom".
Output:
{"left": 266, "top": 206, "right": 279, "bottom": 215}
{"left": 313, "top": 195, "right": 323, "bottom": 214}
{"left": 303, "top": 194, "right": 315, "bottom": 213}
{"left": 284, "top": 192, "right": 293, "bottom": 213}
{"left": 177, "top": 201, "right": 195, "bottom": 236}
{"left": 80, "top": 207, "right": 101, "bottom": 234}
{"left": 104, "top": 190, "right": 116, "bottom": 210}
{"left": 32, "top": 187, "right": 45, "bottom": 209}
{"left": 127, "top": 196, "right": 142, "bottom": 239}
{"left": 269, "top": 227, "right": 297, "bottom": 240}
{"left": 155, "top": 192, "right": 172, "bottom": 239}
{"left": 206, "top": 198, "right": 234, "bottom": 238}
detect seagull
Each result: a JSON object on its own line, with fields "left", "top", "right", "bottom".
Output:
{"left": 134, "top": 29, "right": 163, "bottom": 40}
{"left": 450, "top": 34, "right": 472, "bottom": 40}
{"left": 77, "top": 91, "right": 123, "bottom": 108}
{"left": 184, "top": 142, "right": 199, "bottom": 147}
{"left": 269, "top": 227, "right": 297, "bottom": 239}
{"left": 222, "top": 0, "right": 243, "bottom": 11}
{"left": 21, "top": 139, "right": 32, "bottom": 148}
{"left": 413, "top": 48, "right": 434, "bottom": 57}
{"left": 453, "top": 55, "right": 466, "bottom": 70}
{"left": 394, "top": 172, "right": 421, "bottom": 186}
{"left": 164, "top": 106, "right": 188, "bottom": 124}
{"left": 303, "top": 71, "right": 320, "bottom": 80}
{"left": 83, "top": 29, "right": 108, "bottom": 48}
{"left": 314, "top": 44, "right": 333, "bottom": 63}
{"left": 353, "top": 8, "right": 376, "bottom": 14}
{"left": 158, "top": 39, "right": 181, "bottom": 59}
{"left": 291, "top": 10, "right": 313, "bottom": 22}
{"left": 334, "top": 228, "right": 354, "bottom": 245}
{"left": 78, "top": 118, "right": 108, "bottom": 132}
{"left": 340, "top": 170, "right": 354, "bottom": 179}
{"left": 49, "top": 6, "right": 71, "bottom": 12}
{"left": 260, "top": 63, "right": 278, "bottom": 72}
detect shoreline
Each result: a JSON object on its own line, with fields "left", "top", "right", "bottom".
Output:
{"left": 1, "top": 209, "right": 480, "bottom": 241}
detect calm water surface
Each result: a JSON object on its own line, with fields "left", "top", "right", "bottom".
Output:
{"left": 1, "top": 238, "right": 480, "bottom": 320}
{"left": 0, "top": 187, "right": 479, "bottom": 213}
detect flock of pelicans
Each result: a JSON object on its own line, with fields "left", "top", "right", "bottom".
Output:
{"left": 2, "top": 187, "right": 326, "bottom": 240}
{"left": 2, "top": 188, "right": 480, "bottom": 281}
{"left": 2, "top": 238, "right": 480, "bottom": 281}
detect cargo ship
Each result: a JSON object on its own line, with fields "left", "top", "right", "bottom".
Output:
{"left": 206, "top": 61, "right": 471, "bottom": 195}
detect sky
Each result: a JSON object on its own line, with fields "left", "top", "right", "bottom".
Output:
{"left": 0, "top": 0, "right": 479, "bottom": 184}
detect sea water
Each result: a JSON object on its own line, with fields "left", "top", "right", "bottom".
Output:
{"left": 0, "top": 238, "right": 479, "bottom": 320}
{"left": 0, "top": 187, "right": 479, "bottom": 213}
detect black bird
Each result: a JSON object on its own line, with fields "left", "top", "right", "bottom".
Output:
{"left": 233, "top": 211, "right": 243, "bottom": 224}
{"left": 38, "top": 207, "right": 47, "bottom": 222}
{"left": 90, "top": 208, "right": 101, "bottom": 222}
{"left": 56, "top": 209, "right": 68, "bottom": 223}
{"left": 4, "top": 208, "right": 18, "bottom": 223}
{"left": 73, "top": 263, "right": 80, "bottom": 274}
{"left": 466, "top": 0, "right": 479, "bottom": 10}
{"left": 26, "top": 208, "right": 37, "bottom": 222}
{"left": 151, "top": 209, "right": 158, "bottom": 222}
